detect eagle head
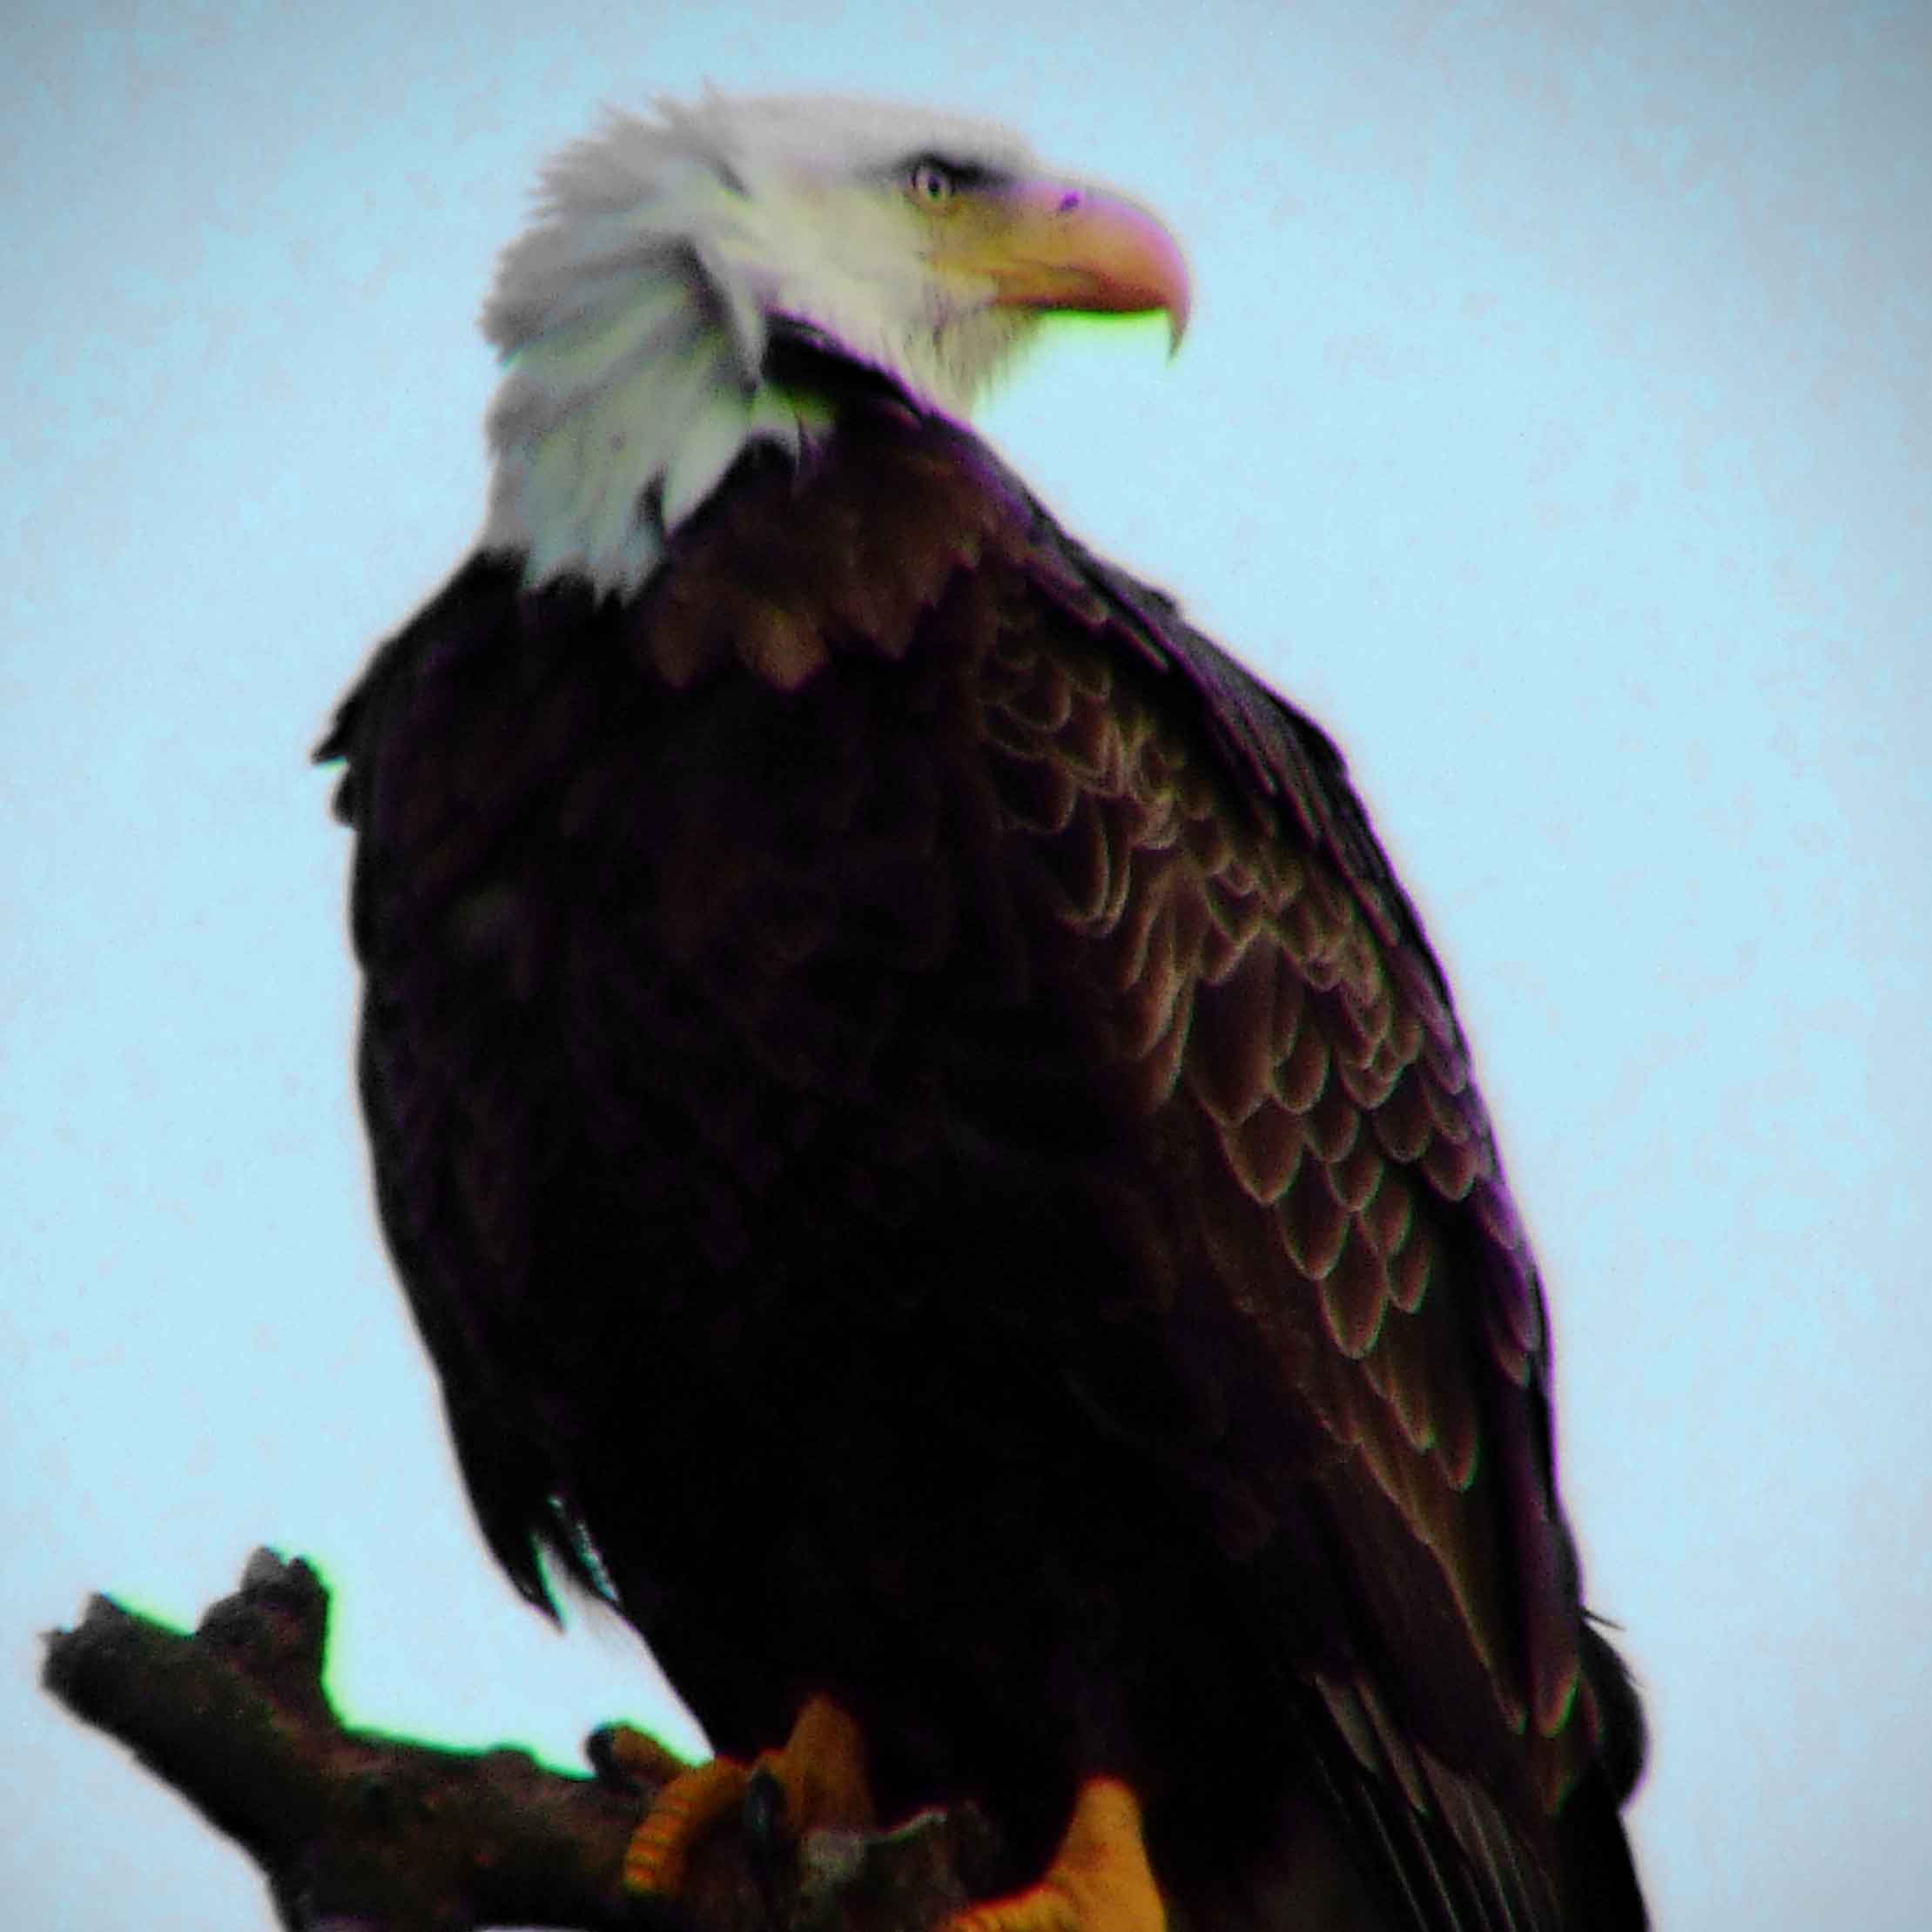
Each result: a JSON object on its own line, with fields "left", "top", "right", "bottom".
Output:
{"left": 477, "top": 91, "right": 1189, "bottom": 595}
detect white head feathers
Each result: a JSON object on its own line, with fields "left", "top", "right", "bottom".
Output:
{"left": 478, "top": 93, "right": 1047, "bottom": 595}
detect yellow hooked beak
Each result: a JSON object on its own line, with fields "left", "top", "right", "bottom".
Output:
{"left": 929, "top": 176, "right": 1191, "bottom": 349}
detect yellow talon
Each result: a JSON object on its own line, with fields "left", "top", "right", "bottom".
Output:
{"left": 616, "top": 1695, "right": 876, "bottom": 1897}
{"left": 624, "top": 1754, "right": 753, "bottom": 1894}
{"left": 949, "top": 1780, "right": 1165, "bottom": 1932}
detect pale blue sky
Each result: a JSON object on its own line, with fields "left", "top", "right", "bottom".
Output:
{"left": 6, "top": 3, "right": 1928, "bottom": 1927}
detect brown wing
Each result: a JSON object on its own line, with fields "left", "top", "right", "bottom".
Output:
{"left": 951, "top": 434, "right": 1645, "bottom": 1927}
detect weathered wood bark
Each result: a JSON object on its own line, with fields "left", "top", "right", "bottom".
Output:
{"left": 44, "top": 1551, "right": 1005, "bottom": 1932}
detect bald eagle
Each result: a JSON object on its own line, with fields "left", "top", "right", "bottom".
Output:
{"left": 321, "top": 92, "right": 1646, "bottom": 1932}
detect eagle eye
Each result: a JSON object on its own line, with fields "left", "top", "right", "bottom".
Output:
{"left": 907, "top": 158, "right": 959, "bottom": 205}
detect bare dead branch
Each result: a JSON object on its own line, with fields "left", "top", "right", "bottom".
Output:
{"left": 44, "top": 1551, "right": 1003, "bottom": 1932}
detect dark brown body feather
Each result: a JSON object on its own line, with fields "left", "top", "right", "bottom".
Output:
{"left": 323, "top": 370, "right": 1645, "bottom": 1930}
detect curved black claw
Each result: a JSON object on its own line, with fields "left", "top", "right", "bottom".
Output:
{"left": 744, "top": 1762, "right": 791, "bottom": 1870}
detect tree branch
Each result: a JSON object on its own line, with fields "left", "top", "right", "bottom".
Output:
{"left": 44, "top": 1551, "right": 1002, "bottom": 1932}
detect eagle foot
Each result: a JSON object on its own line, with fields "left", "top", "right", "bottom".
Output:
{"left": 605, "top": 1694, "right": 876, "bottom": 1897}
{"left": 949, "top": 1779, "right": 1164, "bottom": 1932}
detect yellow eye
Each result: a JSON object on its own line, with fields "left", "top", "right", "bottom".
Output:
{"left": 909, "top": 160, "right": 956, "bottom": 205}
